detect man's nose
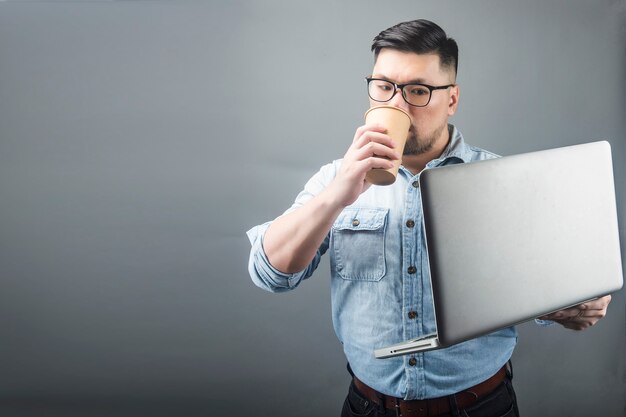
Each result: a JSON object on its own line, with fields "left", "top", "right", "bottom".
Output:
{"left": 389, "top": 87, "right": 410, "bottom": 111}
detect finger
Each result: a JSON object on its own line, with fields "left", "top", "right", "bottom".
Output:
{"left": 575, "top": 308, "right": 607, "bottom": 319}
{"left": 540, "top": 307, "right": 579, "bottom": 320}
{"left": 354, "top": 156, "right": 396, "bottom": 172}
{"left": 553, "top": 308, "right": 605, "bottom": 327}
{"left": 353, "top": 124, "right": 388, "bottom": 144}
{"left": 354, "top": 129, "right": 397, "bottom": 151}
{"left": 582, "top": 295, "right": 612, "bottom": 310}
{"left": 563, "top": 310, "right": 587, "bottom": 321}
{"left": 352, "top": 141, "right": 401, "bottom": 163}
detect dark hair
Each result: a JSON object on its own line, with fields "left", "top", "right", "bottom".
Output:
{"left": 371, "top": 19, "right": 458, "bottom": 76}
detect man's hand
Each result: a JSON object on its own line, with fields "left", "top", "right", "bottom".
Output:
{"left": 539, "top": 295, "right": 612, "bottom": 331}
{"left": 327, "top": 124, "right": 401, "bottom": 208}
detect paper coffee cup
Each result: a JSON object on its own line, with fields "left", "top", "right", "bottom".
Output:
{"left": 364, "top": 105, "right": 411, "bottom": 186}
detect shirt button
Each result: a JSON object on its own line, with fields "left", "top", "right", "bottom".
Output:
{"left": 407, "top": 266, "right": 417, "bottom": 274}
{"left": 408, "top": 311, "right": 418, "bottom": 319}
{"left": 412, "top": 180, "right": 419, "bottom": 188}
{"left": 406, "top": 219, "right": 415, "bottom": 228}
{"left": 408, "top": 357, "right": 417, "bottom": 366}
{"left": 352, "top": 219, "right": 360, "bottom": 227}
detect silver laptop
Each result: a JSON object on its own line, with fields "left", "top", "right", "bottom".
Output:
{"left": 375, "top": 141, "right": 623, "bottom": 359}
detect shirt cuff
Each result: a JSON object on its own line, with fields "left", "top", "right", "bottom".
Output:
{"left": 534, "top": 318, "right": 555, "bottom": 327}
{"left": 247, "top": 223, "right": 307, "bottom": 292}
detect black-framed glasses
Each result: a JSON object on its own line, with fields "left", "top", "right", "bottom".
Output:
{"left": 365, "top": 77, "right": 455, "bottom": 107}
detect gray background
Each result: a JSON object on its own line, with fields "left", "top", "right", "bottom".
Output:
{"left": 0, "top": 1, "right": 624, "bottom": 416}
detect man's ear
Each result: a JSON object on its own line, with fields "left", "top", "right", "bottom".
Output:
{"left": 448, "top": 84, "right": 459, "bottom": 116}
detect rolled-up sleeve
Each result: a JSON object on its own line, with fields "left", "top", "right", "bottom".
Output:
{"left": 246, "top": 161, "right": 339, "bottom": 293}
{"left": 246, "top": 222, "right": 324, "bottom": 292}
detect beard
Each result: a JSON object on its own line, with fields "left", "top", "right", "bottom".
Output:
{"left": 403, "top": 123, "right": 447, "bottom": 156}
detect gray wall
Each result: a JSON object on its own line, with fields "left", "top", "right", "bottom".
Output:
{"left": 0, "top": 1, "right": 624, "bottom": 416}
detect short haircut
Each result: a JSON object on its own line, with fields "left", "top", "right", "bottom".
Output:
{"left": 371, "top": 19, "right": 458, "bottom": 77}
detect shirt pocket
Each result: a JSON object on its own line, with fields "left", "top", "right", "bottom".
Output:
{"left": 331, "top": 207, "right": 388, "bottom": 281}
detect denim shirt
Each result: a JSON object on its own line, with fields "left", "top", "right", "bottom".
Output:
{"left": 247, "top": 125, "right": 517, "bottom": 400}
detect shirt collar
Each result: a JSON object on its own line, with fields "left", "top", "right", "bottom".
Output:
{"left": 425, "top": 124, "right": 473, "bottom": 169}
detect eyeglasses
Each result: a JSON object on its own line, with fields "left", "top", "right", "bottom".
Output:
{"left": 365, "top": 77, "right": 456, "bottom": 107}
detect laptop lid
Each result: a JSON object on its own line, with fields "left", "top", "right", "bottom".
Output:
{"left": 375, "top": 141, "right": 623, "bottom": 358}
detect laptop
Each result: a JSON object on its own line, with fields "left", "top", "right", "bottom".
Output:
{"left": 375, "top": 141, "right": 623, "bottom": 359}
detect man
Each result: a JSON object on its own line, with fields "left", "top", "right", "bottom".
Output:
{"left": 246, "top": 19, "right": 611, "bottom": 417}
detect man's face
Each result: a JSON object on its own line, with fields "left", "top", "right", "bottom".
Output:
{"left": 370, "top": 49, "right": 459, "bottom": 156}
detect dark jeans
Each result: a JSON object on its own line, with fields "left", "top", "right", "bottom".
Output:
{"left": 341, "top": 375, "right": 519, "bottom": 417}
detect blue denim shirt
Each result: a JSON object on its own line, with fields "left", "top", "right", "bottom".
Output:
{"left": 247, "top": 125, "right": 518, "bottom": 399}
